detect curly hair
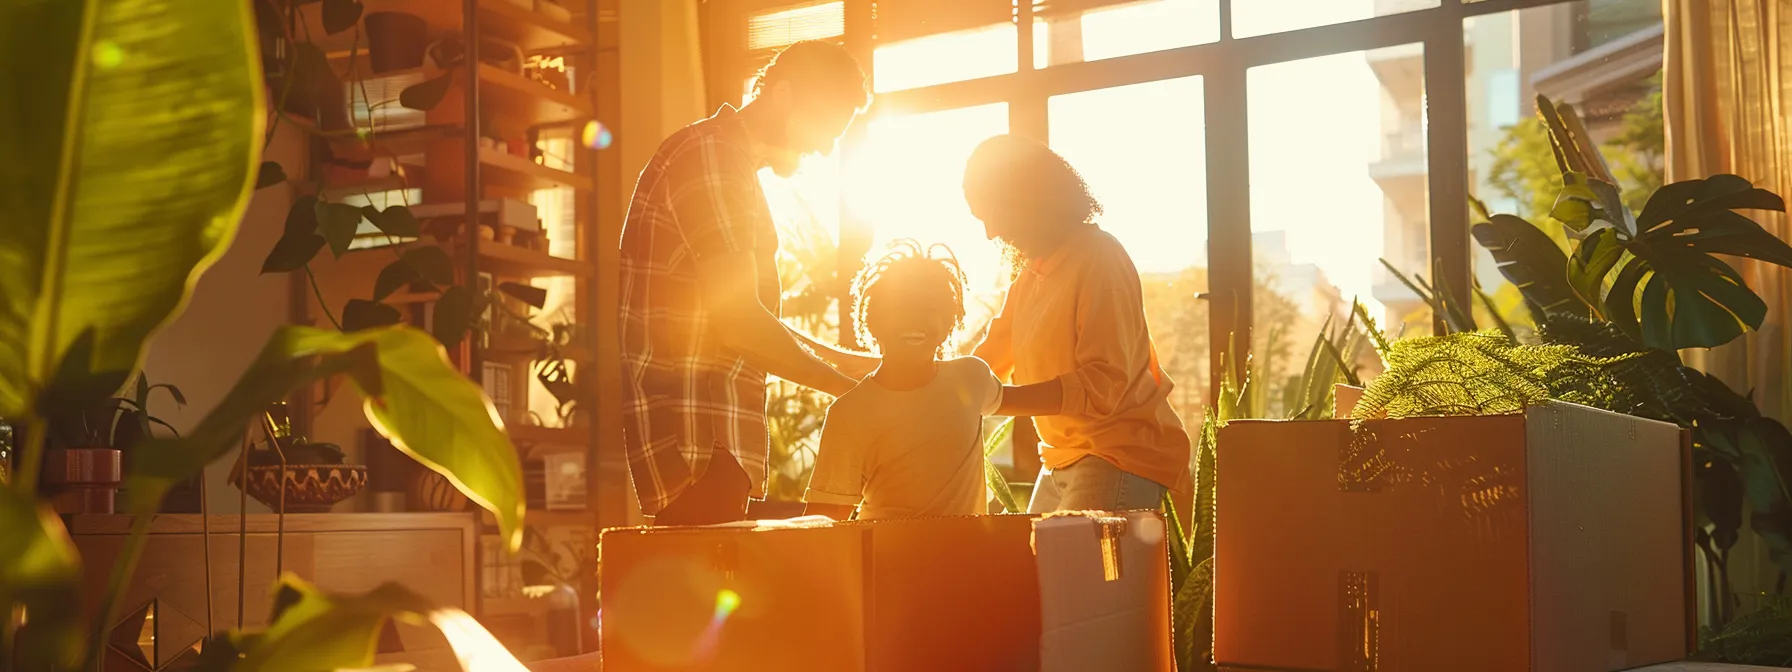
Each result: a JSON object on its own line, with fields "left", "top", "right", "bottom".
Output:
{"left": 850, "top": 239, "right": 968, "bottom": 357}
{"left": 964, "top": 134, "right": 1103, "bottom": 228}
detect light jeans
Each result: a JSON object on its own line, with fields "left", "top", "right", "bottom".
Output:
{"left": 1026, "top": 455, "right": 1167, "bottom": 513}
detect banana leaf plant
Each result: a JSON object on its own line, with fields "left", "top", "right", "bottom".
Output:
{"left": 1470, "top": 96, "right": 1792, "bottom": 623}
{"left": 0, "top": 2, "right": 526, "bottom": 670}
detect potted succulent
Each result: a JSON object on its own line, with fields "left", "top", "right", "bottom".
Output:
{"left": 37, "top": 372, "right": 186, "bottom": 515}
{"left": 230, "top": 401, "right": 368, "bottom": 513}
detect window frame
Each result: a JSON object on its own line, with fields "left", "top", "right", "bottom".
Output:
{"left": 725, "top": 0, "right": 1590, "bottom": 399}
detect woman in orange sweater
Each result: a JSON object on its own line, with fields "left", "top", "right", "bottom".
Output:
{"left": 802, "top": 134, "right": 1190, "bottom": 512}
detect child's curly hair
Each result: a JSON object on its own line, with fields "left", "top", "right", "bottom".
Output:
{"left": 850, "top": 239, "right": 968, "bottom": 357}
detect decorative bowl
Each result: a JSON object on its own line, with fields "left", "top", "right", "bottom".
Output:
{"left": 240, "top": 464, "right": 367, "bottom": 513}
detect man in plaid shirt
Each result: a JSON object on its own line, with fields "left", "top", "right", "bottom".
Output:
{"left": 620, "top": 41, "right": 869, "bottom": 525}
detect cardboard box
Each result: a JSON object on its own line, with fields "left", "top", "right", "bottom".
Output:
{"left": 599, "top": 512, "right": 1170, "bottom": 672}
{"left": 1034, "top": 511, "right": 1173, "bottom": 672}
{"left": 1215, "top": 400, "right": 1691, "bottom": 672}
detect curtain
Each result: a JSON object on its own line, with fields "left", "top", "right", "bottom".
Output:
{"left": 1664, "top": 0, "right": 1792, "bottom": 424}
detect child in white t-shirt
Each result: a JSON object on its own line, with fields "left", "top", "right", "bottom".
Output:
{"left": 803, "top": 240, "right": 1003, "bottom": 520}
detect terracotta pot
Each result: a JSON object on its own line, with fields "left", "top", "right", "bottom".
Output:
{"left": 239, "top": 464, "right": 368, "bottom": 513}
{"left": 43, "top": 447, "right": 122, "bottom": 514}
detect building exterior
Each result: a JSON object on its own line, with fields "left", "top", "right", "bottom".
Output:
{"left": 1369, "top": 0, "right": 1663, "bottom": 328}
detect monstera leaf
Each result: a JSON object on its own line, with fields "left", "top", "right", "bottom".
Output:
{"left": 1605, "top": 174, "right": 1791, "bottom": 350}
{"left": 0, "top": 0, "right": 264, "bottom": 417}
{"left": 1470, "top": 214, "right": 1584, "bottom": 320}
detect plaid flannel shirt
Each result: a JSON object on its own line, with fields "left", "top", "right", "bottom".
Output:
{"left": 619, "top": 105, "right": 782, "bottom": 515}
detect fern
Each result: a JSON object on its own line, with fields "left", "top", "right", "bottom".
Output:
{"left": 1536, "top": 313, "right": 1712, "bottom": 424}
{"left": 1352, "top": 331, "right": 1640, "bottom": 420}
{"left": 1696, "top": 596, "right": 1792, "bottom": 666}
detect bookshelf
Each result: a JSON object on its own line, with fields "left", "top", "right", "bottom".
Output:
{"left": 283, "top": 0, "right": 617, "bottom": 656}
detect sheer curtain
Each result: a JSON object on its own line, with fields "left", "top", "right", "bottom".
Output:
{"left": 1664, "top": 0, "right": 1792, "bottom": 609}
{"left": 1664, "top": 0, "right": 1792, "bottom": 423}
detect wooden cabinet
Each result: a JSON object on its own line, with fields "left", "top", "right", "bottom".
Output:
{"left": 68, "top": 513, "right": 475, "bottom": 671}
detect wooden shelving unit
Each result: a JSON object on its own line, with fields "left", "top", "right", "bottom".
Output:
{"left": 287, "top": 0, "right": 610, "bottom": 654}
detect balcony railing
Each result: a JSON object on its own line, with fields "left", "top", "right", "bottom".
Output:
{"left": 1381, "top": 126, "right": 1426, "bottom": 161}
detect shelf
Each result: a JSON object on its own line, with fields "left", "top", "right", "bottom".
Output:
{"left": 480, "top": 146, "right": 592, "bottom": 191}
{"left": 510, "top": 424, "right": 589, "bottom": 447}
{"left": 482, "top": 508, "right": 593, "bottom": 529}
{"left": 300, "top": 0, "right": 594, "bottom": 57}
{"left": 482, "top": 595, "right": 555, "bottom": 618}
{"left": 478, "top": 64, "right": 589, "bottom": 127}
{"left": 458, "top": 239, "right": 590, "bottom": 278}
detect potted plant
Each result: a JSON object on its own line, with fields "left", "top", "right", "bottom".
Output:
{"left": 229, "top": 401, "right": 367, "bottom": 513}
{"left": 36, "top": 371, "right": 185, "bottom": 515}
{"left": 0, "top": 3, "right": 530, "bottom": 668}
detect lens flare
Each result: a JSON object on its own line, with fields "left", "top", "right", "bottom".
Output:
{"left": 691, "top": 589, "right": 743, "bottom": 661}
{"left": 715, "top": 589, "right": 742, "bottom": 616}
{"left": 581, "top": 120, "right": 614, "bottom": 150}
{"left": 92, "top": 41, "right": 124, "bottom": 69}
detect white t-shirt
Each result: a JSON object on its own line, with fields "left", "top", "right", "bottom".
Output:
{"left": 804, "top": 357, "right": 1003, "bottom": 519}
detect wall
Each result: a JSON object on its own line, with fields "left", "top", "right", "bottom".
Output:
{"left": 618, "top": 0, "right": 709, "bottom": 182}
{"left": 141, "top": 123, "right": 306, "bottom": 514}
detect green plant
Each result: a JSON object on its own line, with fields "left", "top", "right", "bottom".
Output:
{"left": 1696, "top": 595, "right": 1792, "bottom": 666}
{"left": 40, "top": 372, "right": 186, "bottom": 451}
{"left": 250, "top": 0, "right": 525, "bottom": 346}
{"left": 1468, "top": 95, "right": 1792, "bottom": 656}
{"left": 982, "top": 417, "right": 1022, "bottom": 514}
{"left": 0, "top": 2, "right": 527, "bottom": 669}
{"left": 1486, "top": 71, "right": 1664, "bottom": 229}
{"left": 1161, "top": 315, "right": 1372, "bottom": 672}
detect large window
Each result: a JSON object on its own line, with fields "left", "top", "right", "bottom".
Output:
{"left": 1465, "top": 0, "right": 1664, "bottom": 337}
{"left": 1246, "top": 44, "right": 1426, "bottom": 414}
{"left": 721, "top": 0, "right": 1667, "bottom": 405}
{"left": 1049, "top": 76, "right": 1209, "bottom": 414}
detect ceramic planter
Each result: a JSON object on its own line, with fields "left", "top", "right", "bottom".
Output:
{"left": 43, "top": 447, "right": 122, "bottom": 514}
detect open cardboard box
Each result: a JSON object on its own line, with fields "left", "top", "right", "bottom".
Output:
{"left": 598, "top": 511, "right": 1171, "bottom": 672}
{"left": 1214, "top": 388, "right": 1694, "bottom": 672}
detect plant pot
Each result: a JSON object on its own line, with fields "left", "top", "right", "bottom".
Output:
{"left": 239, "top": 464, "right": 367, "bottom": 513}
{"left": 366, "top": 12, "right": 428, "bottom": 74}
{"left": 43, "top": 447, "right": 122, "bottom": 514}
{"left": 409, "top": 469, "right": 469, "bottom": 512}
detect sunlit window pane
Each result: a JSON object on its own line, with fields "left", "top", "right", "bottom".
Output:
{"left": 847, "top": 104, "right": 1009, "bottom": 332}
{"left": 874, "top": 1, "right": 1016, "bottom": 92}
{"left": 748, "top": 2, "right": 845, "bottom": 51}
{"left": 1032, "top": 0, "right": 1218, "bottom": 69}
{"left": 1232, "top": 0, "right": 1439, "bottom": 39}
{"left": 1248, "top": 44, "right": 1427, "bottom": 414}
{"left": 1050, "top": 76, "right": 1209, "bottom": 413}
{"left": 1465, "top": 0, "right": 1663, "bottom": 337}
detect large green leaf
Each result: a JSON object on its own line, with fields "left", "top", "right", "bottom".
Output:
{"left": 1549, "top": 171, "right": 1630, "bottom": 233}
{"left": 0, "top": 0, "right": 264, "bottom": 417}
{"left": 1470, "top": 214, "right": 1584, "bottom": 319}
{"left": 202, "top": 574, "right": 527, "bottom": 672}
{"left": 1735, "top": 418, "right": 1792, "bottom": 573}
{"left": 0, "top": 489, "right": 84, "bottom": 668}
{"left": 1591, "top": 174, "right": 1791, "bottom": 350}
{"left": 1567, "top": 228, "right": 1625, "bottom": 314}
{"left": 226, "top": 575, "right": 435, "bottom": 672}
{"left": 125, "top": 325, "right": 526, "bottom": 550}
